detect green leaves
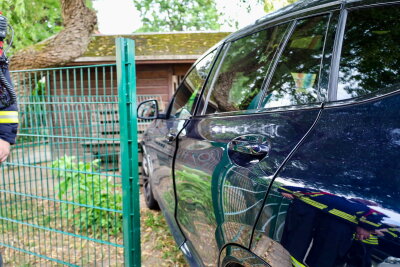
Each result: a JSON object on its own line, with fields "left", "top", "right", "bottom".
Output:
{"left": 53, "top": 156, "right": 123, "bottom": 236}
{"left": 263, "top": 0, "right": 298, "bottom": 13}
{"left": 0, "top": 0, "right": 62, "bottom": 54}
{"left": 133, "top": 0, "right": 221, "bottom": 32}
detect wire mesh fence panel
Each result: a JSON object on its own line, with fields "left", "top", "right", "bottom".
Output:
{"left": 0, "top": 64, "right": 127, "bottom": 266}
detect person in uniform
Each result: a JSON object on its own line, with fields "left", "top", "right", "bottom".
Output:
{"left": 0, "top": 17, "right": 18, "bottom": 267}
{"left": 0, "top": 51, "right": 18, "bottom": 162}
{"left": 278, "top": 186, "right": 387, "bottom": 267}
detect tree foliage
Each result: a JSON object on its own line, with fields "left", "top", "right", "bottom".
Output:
{"left": 227, "top": 0, "right": 299, "bottom": 15}
{"left": 263, "top": 0, "right": 298, "bottom": 13}
{"left": 133, "top": 0, "right": 298, "bottom": 33}
{"left": 0, "top": 0, "right": 62, "bottom": 54}
{"left": 133, "top": 0, "right": 221, "bottom": 32}
{"left": 338, "top": 6, "right": 400, "bottom": 99}
{"left": 10, "top": 0, "right": 97, "bottom": 70}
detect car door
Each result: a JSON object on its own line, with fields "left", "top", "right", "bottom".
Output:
{"left": 143, "top": 49, "right": 219, "bottom": 244}
{"left": 252, "top": 4, "right": 400, "bottom": 267}
{"left": 174, "top": 10, "right": 339, "bottom": 266}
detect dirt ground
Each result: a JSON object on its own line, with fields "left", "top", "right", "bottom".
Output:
{"left": 0, "top": 161, "right": 187, "bottom": 266}
{"left": 0, "top": 191, "right": 187, "bottom": 267}
{"left": 139, "top": 190, "right": 188, "bottom": 267}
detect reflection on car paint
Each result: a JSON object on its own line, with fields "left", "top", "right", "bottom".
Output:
{"left": 174, "top": 141, "right": 224, "bottom": 266}
{"left": 220, "top": 244, "right": 273, "bottom": 267}
{"left": 278, "top": 185, "right": 394, "bottom": 267}
{"left": 220, "top": 166, "right": 269, "bottom": 248}
{"left": 176, "top": 107, "right": 320, "bottom": 265}
{"left": 252, "top": 180, "right": 400, "bottom": 267}
{"left": 140, "top": 2, "right": 400, "bottom": 266}
{"left": 251, "top": 92, "right": 400, "bottom": 266}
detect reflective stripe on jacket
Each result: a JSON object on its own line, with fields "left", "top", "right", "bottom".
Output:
{"left": 278, "top": 186, "right": 386, "bottom": 231}
{"left": 0, "top": 57, "right": 18, "bottom": 144}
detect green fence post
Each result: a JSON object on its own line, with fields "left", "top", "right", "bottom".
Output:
{"left": 116, "top": 38, "right": 141, "bottom": 267}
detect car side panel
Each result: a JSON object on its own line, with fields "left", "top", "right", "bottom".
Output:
{"left": 219, "top": 244, "right": 272, "bottom": 267}
{"left": 142, "top": 118, "right": 186, "bottom": 245}
{"left": 174, "top": 108, "right": 321, "bottom": 266}
{"left": 253, "top": 92, "right": 400, "bottom": 266}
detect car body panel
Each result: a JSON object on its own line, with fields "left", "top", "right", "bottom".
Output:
{"left": 140, "top": 0, "right": 400, "bottom": 266}
{"left": 252, "top": 92, "right": 400, "bottom": 266}
{"left": 219, "top": 244, "right": 272, "bottom": 267}
{"left": 142, "top": 118, "right": 186, "bottom": 245}
{"left": 174, "top": 108, "right": 321, "bottom": 266}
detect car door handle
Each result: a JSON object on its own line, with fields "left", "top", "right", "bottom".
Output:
{"left": 228, "top": 135, "right": 271, "bottom": 167}
{"left": 230, "top": 142, "right": 270, "bottom": 156}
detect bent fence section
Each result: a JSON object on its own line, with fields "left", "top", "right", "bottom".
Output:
{"left": 0, "top": 38, "right": 140, "bottom": 266}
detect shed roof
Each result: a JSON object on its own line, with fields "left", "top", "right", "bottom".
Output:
{"left": 74, "top": 31, "right": 231, "bottom": 64}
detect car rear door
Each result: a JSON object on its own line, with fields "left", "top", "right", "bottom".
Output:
{"left": 174, "top": 10, "right": 339, "bottom": 266}
{"left": 252, "top": 3, "right": 400, "bottom": 267}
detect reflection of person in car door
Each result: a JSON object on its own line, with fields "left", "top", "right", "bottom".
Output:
{"left": 278, "top": 186, "right": 387, "bottom": 267}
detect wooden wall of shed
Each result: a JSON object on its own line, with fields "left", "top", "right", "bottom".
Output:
{"left": 54, "top": 62, "right": 192, "bottom": 109}
{"left": 28, "top": 64, "right": 191, "bottom": 154}
{"left": 13, "top": 62, "right": 192, "bottom": 168}
{"left": 136, "top": 63, "right": 191, "bottom": 109}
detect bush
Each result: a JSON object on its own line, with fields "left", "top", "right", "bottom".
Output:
{"left": 52, "top": 156, "right": 122, "bottom": 236}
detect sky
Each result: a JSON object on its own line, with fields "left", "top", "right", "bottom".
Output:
{"left": 92, "top": 0, "right": 267, "bottom": 34}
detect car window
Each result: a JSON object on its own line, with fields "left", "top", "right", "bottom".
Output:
{"left": 203, "top": 23, "right": 290, "bottom": 114}
{"left": 196, "top": 44, "right": 228, "bottom": 115}
{"left": 170, "top": 50, "right": 217, "bottom": 119}
{"left": 337, "top": 5, "right": 400, "bottom": 100}
{"left": 261, "top": 15, "right": 330, "bottom": 108}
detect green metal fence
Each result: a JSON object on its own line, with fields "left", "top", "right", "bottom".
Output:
{"left": 0, "top": 38, "right": 140, "bottom": 266}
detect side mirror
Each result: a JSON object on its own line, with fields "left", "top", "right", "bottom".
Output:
{"left": 137, "top": 99, "right": 159, "bottom": 119}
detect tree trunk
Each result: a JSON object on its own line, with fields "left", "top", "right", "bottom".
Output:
{"left": 10, "top": 0, "right": 97, "bottom": 70}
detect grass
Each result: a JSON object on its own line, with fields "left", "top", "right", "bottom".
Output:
{"left": 0, "top": 192, "right": 188, "bottom": 266}
{"left": 0, "top": 162, "right": 187, "bottom": 266}
{"left": 141, "top": 206, "right": 188, "bottom": 267}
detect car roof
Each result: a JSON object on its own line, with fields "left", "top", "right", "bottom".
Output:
{"left": 196, "top": 0, "right": 396, "bottom": 65}
{"left": 224, "top": 0, "right": 341, "bottom": 42}
{"left": 224, "top": 0, "right": 397, "bottom": 42}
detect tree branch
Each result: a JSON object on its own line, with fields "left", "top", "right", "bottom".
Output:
{"left": 10, "top": 0, "right": 97, "bottom": 70}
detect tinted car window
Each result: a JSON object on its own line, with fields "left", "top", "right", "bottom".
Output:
{"left": 262, "top": 15, "right": 330, "bottom": 108}
{"left": 197, "top": 45, "right": 228, "bottom": 114}
{"left": 170, "top": 50, "right": 216, "bottom": 119}
{"left": 337, "top": 5, "right": 400, "bottom": 100}
{"left": 204, "top": 24, "right": 289, "bottom": 114}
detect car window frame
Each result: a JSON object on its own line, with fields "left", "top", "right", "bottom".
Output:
{"left": 327, "top": 2, "right": 400, "bottom": 105}
{"left": 197, "top": 42, "right": 231, "bottom": 116}
{"left": 197, "top": 10, "right": 341, "bottom": 118}
{"left": 198, "top": 21, "right": 294, "bottom": 116}
{"left": 165, "top": 47, "right": 222, "bottom": 120}
{"left": 257, "top": 12, "right": 336, "bottom": 110}
{"left": 193, "top": 43, "right": 229, "bottom": 117}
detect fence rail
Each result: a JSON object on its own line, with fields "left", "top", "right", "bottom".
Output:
{"left": 1, "top": 39, "right": 141, "bottom": 266}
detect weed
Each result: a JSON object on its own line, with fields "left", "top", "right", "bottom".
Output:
{"left": 52, "top": 156, "right": 122, "bottom": 236}
{"left": 141, "top": 208, "right": 187, "bottom": 266}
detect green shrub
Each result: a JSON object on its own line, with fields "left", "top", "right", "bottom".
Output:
{"left": 52, "top": 156, "right": 122, "bottom": 236}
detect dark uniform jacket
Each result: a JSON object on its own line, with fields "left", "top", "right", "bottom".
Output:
{"left": 278, "top": 185, "right": 387, "bottom": 231}
{"left": 0, "top": 55, "right": 18, "bottom": 144}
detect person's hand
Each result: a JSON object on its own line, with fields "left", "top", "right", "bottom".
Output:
{"left": 0, "top": 139, "right": 11, "bottom": 163}
{"left": 374, "top": 228, "right": 388, "bottom": 236}
{"left": 356, "top": 226, "right": 372, "bottom": 240}
{"left": 281, "top": 193, "right": 295, "bottom": 199}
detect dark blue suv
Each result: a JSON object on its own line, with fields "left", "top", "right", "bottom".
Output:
{"left": 137, "top": 0, "right": 400, "bottom": 266}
